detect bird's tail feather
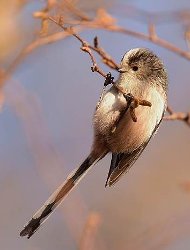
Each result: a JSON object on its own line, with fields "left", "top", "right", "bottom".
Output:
{"left": 20, "top": 156, "right": 95, "bottom": 239}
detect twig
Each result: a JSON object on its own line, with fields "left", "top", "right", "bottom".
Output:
{"left": 82, "top": 17, "right": 190, "bottom": 61}
{"left": 68, "top": 5, "right": 190, "bottom": 61}
{"left": 1, "top": 3, "right": 190, "bottom": 128}
{"left": 62, "top": 0, "right": 91, "bottom": 22}
{"left": 48, "top": 16, "right": 154, "bottom": 124}
{"left": 164, "top": 106, "right": 190, "bottom": 127}
{"left": 48, "top": 16, "right": 107, "bottom": 78}
{"left": 48, "top": 15, "right": 190, "bottom": 128}
{"left": 89, "top": 37, "right": 120, "bottom": 70}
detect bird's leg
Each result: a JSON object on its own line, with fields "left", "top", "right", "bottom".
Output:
{"left": 123, "top": 93, "right": 152, "bottom": 122}
{"left": 101, "top": 75, "right": 151, "bottom": 132}
{"left": 111, "top": 92, "right": 152, "bottom": 132}
{"left": 113, "top": 84, "right": 152, "bottom": 120}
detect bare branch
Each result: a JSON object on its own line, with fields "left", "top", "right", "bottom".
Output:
{"left": 1, "top": 3, "right": 190, "bottom": 128}
{"left": 97, "top": 24, "right": 190, "bottom": 61}
{"left": 48, "top": 16, "right": 108, "bottom": 78}
{"left": 164, "top": 107, "right": 190, "bottom": 127}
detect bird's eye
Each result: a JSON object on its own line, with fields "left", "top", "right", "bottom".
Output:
{"left": 132, "top": 66, "right": 138, "bottom": 71}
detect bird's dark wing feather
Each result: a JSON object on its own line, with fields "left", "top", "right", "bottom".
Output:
{"left": 106, "top": 142, "right": 148, "bottom": 187}
{"left": 106, "top": 114, "right": 164, "bottom": 187}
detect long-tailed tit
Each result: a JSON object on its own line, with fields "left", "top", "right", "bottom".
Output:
{"left": 20, "top": 48, "right": 168, "bottom": 238}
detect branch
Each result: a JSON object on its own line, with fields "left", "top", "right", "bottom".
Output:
{"left": 79, "top": 8, "right": 190, "bottom": 61}
{"left": 1, "top": 3, "right": 190, "bottom": 128}
{"left": 89, "top": 36, "right": 120, "bottom": 70}
{"left": 48, "top": 15, "right": 190, "bottom": 128}
{"left": 109, "top": 25, "right": 190, "bottom": 60}
{"left": 164, "top": 106, "right": 190, "bottom": 127}
{"left": 48, "top": 16, "right": 108, "bottom": 78}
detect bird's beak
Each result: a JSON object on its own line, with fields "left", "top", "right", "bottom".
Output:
{"left": 118, "top": 68, "right": 127, "bottom": 73}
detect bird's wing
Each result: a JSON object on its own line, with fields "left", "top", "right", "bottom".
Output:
{"left": 106, "top": 142, "right": 148, "bottom": 187}
{"left": 106, "top": 115, "right": 164, "bottom": 187}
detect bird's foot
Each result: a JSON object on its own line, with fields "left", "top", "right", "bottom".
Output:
{"left": 123, "top": 93, "right": 152, "bottom": 122}
{"left": 104, "top": 72, "right": 115, "bottom": 86}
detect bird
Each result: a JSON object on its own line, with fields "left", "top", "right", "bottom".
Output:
{"left": 20, "top": 48, "right": 168, "bottom": 239}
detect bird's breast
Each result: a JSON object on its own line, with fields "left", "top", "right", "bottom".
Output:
{"left": 93, "top": 86, "right": 166, "bottom": 153}
{"left": 93, "top": 87, "right": 126, "bottom": 135}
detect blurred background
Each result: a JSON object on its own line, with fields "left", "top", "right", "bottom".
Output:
{"left": 0, "top": 0, "right": 190, "bottom": 249}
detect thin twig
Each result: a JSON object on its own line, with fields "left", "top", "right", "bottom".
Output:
{"left": 89, "top": 37, "right": 120, "bottom": 70}
{"left": 62, "top": 0, "right": 91, "bottom": 21}
{"left": 164, "top": 107, "right": 190, "bottom": 127}
{"left": 1, "top": 3, "right": 190, "bottom": 128}
{"left": 48, "top": 16, "right": 107, "bottom": 78}
{"left": 48, "top": 15, "right": 190, "bottom": 128}
{"left": 83, "top": 20, "right": 190, "bottom": 61}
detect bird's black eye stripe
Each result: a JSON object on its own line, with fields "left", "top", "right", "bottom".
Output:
{"left": 132, "top": 66, "right": 138, "bottom": 71}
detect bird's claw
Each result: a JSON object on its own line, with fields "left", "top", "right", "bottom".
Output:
{"left": 123, "top": 93, "right": 152, "bottom": 122}
{"left": 104, "top": 72, "right": 115, "bottom": 87}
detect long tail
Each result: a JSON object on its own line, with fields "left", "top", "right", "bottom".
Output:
{"left": 20, "top": 155, "right": 96, "bottom": 239}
